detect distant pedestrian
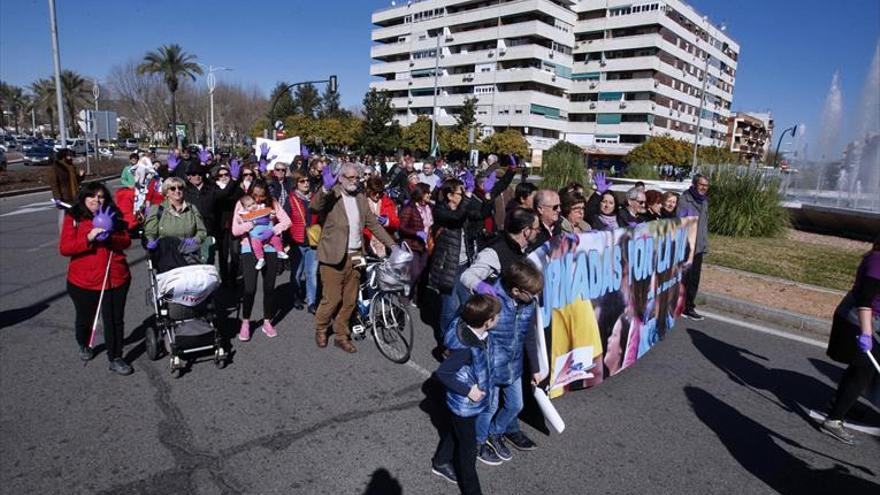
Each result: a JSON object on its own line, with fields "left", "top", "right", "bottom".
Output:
{"left": 49, "top": 149, "right": 84, "bottom": 232}
{"left": 676, "top": 174, "right": 710, "bottom": 320}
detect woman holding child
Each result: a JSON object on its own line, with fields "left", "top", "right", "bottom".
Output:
{"left": 231, "top": 179, "right": 291, "bottom": 341}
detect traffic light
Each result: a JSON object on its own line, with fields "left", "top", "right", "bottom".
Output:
{"left": 329, "top": 75, "right": 338, "bottom": 94}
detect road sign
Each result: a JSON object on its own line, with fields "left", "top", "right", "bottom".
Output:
{"left": 77, "top": 110, "right": 117, "bottom": 140}
{"left": 275, "top": 130, "right": 285, "bottom": 140}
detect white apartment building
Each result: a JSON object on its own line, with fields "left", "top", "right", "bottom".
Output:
{"left": 370, "top": 0, "right": 739, "bottom": 163}
{"left": 728, "top": 111, "right": 773, "bottom": 164}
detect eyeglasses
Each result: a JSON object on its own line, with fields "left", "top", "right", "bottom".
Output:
{"left": 636, "top": 200, "right": 646, "bottom": 205}
{"left": 274, "top": 168, "right": 287, "bottom": 172}
{"left": 571, "top": 205, "right": 585, "bottom": 211}
{"left": 242, "top": 173, "right": 254, "bottom": 177}
{"left": 166, "top": 186, "right": 182, "bottom": 192}
{"left": 297, "top": 179, "right": 309, "bottom": 183}
{"left": 217, "top": 172, "right": 229, "bottom": 177}
{"left": 542, "top": 204, "right": 560, "bottom": 211}
{"left": 341, "top": 174, "right": 359, "bottom": 180}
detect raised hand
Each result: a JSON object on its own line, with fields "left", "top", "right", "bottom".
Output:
{"left": 229, "top": 159, "right": 242, "bottom": 180}
{"left": 259, "top": 142, "right": 270, "bottom": 160}
{"left": 198, "top": 149, "right": 210, "bottom": 164}
{"left": 92, "top": 206, "right": 116, "bottom": 232}
{"left": 258, "top": 157, "right": 268, "bottom": 174}
{"left": 594, "top": 171, "right": 609, "bottom": 193}
{"left": 301, "top": 144, "right": 310, "bottom": 160}
{"left": 167, "top": 152, "right": 180, "bottom": 172}
{"left": 322, "top": 164, "right": 338, "bottom": 190}
{"left": 463, "top": 169, "right": 475, "bottom": 194}
{"left": 483, "top": 170, "right": 497, "bottom": 193}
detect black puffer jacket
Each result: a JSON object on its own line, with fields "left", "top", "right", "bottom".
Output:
{"left": 429, "top": 196, "right": 490, "bottom": 293}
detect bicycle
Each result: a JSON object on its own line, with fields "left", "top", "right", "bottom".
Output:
{"left": 350, "top": 250, "right": 415, "bottom": 363}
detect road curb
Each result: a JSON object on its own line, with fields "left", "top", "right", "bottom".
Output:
{"left": 0, "top": 174, "right": 120, "bottom": 199}
{"left": 697, "top": 291, "right": 832, "bottom": 340}
{"left": 704, "top": 263, "right": 846, "bottom": 296}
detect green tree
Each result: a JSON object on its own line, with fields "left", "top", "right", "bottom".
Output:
{"left": 59, "top": 70, "right": 92, "bottom": 137}
{"left": 283, "top": 114, "right": 319, "bottom": 146}
{"left": 137, "top": 44, "right": 203, "bottom": 147}
{"left": 625, "top": 136, "right": 691, "bottom": 167}
{"left": 0, "top": 82, "right": 29, "bottom": 134}
{"left": 30, "top": 78, "right": 57, "bottom": 136}
{"left": 697, "top": 145, "right": 738, "bottom": 165}
{"left": 292, "top": 83, "right": 320, "bottom": 119}
{"left": 357, "top": 88, "right": 400, "bottom": 155}
{"left": 315, "top": 116, "right": 362, "bottom": 152}
{"left": 401, "top": 116, "right": 435, "bottom": 155}
{"left": 455, "top": 96, "right": 478, "bottom": 131}
{"left": 540, "top": 140, "right": 586, "bottom": 190}
{"left": 479, "top": 129, "right": 528, "bottom": 157}
{"left": 318, "top": 84, "right": 348, "bottom": 119}
{"left": 268, "top": 82, "right": 297, "bottom": 124}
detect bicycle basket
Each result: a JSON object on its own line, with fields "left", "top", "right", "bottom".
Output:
{"left": 375, "top": 258, "right": 411, "bottom": 292}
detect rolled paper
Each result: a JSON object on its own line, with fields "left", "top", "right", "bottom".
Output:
{"left": 533, "top": 386, "right": 565, "bottom": 433}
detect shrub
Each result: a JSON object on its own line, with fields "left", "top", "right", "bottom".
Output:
{"left": 622, "top": 162, "right": 659, "bottom": 179}
{"left": 705, "top": 165, "right": 789, "bottom": 238}
{"left": 540, "top": 140, "right": 586, "bottom": 190}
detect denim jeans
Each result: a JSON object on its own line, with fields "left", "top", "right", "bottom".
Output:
{"left": 439, "top": 265, "right": 470, "bottom": 336}
{"left": 291, "top": 245, "right": 318, "bottom": 306}
{"left": 475, "top": 380, "right": 524, "bottom": 443}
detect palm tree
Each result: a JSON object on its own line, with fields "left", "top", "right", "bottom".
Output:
{"left": 137, "top": 44, "right": 203, "bottom": 147}
{"left": 31, "top": 78, "right": 57, "bottom": 136}
{"left": 59, "top": 70, "right": 92, "bottom": 137}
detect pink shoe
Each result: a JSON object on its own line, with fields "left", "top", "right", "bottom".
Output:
{"left": 239, "top": 320, "right": 251, "bottom": 341}
{"left": 262, "top": 320, "right": 277, "bottom": 338}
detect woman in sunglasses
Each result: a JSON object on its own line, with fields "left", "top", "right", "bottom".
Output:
{"left": 143, "top": 176, "right": 208, "bottom": 258}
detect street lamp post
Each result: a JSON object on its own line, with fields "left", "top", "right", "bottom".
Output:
{"left": 198, "top": 64, "right": 232, "bottom": 152}
{"left": 773, "top": 125, "right": 798, "bottom": 168}
{"left": 92, "top": 79, "right": 100, "bottom": 160}
{"left": 429, "top": 34, "right": 441, "bottom": 157}
{"left": 47, "top": 0, "right": 66, "bottom": 147}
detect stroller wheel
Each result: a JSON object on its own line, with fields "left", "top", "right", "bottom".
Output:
{"left": 145, "top": 324, "right": 161, "bottom": 361}
{"left": 170, "top": 356, "right": 184, "bottom": 378}
{"left": 214, "top": 349, "right": 227, "bottom": 369}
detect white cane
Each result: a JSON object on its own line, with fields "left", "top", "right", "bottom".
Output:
{"left": 867, "top": 349, "right": 880, "bottom": 374}
{"left": 87, "top": 253, "right": 114, "bottom": 350}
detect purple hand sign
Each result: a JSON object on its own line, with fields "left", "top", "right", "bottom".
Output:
{"left": 259, "top": 158, "right": 268, "bottom": 174}
{"left": 92, "top": 206, "right": 115, "bottom": 232}
{"left": 322, "top": 164, "right": 338, "bottom": 190}
{"left": 259, "top": 142, "right": 270, "bottom": 160}
{"left": 594, "top": 171, "right": 610, "bottom": 193}
{"left": 463, "top": 170, "right": 475, "bottom": 193}
{"left": 229, "top": 159, "right": 242, "bottom": 180}
{"left": 198, "top": 149, "right": 210, "bottom": 164}
{"left": 167, "top": 152, "right": 180, "bottom": 172}
{"left": 483, "top": 170, "right": 497, "bottom": 193}
{"left": 301, "top": 144, "right": 310, "bottom": 160}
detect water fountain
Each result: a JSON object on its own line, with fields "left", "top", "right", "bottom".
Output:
{"left": 786, "top": 41, "right": 880, "bottom": 240}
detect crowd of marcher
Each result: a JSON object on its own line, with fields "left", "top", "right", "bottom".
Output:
{"left": 49, "top": 142, "right": 876, "bottom": 493}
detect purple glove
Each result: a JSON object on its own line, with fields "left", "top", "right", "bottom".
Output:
{"left": 95, "top": 230, "right": 110, "bottom": 242}
{"left": 92, "top": 206, "right": 116, "bottom": 232}
{"left": 463, "top": 170, "right": 475, "bottom": 194}
{"left": 255, "top": 228, "right": 274, "bottom": 242}
{"left": 146, "top": 239, "right": 158, "bottom": 250}
{"left": 167, "top": 152, "right": 180, "bottom": 172}
{"left": 258, "top": 157, "right": 268, "bottom": 174}
{"left": 564, "top": 232, "right": 579, "bottom": 244}
{"left": 416, "top": 231, "right": 428, "bottom": 243}
{"left": 253, "top": 215, "right": 271, "bottom": 226}
{"left": 322, "top": 164, "right": 338, "bottom": 190}
{"left": 858, "top": 333, "right": 874, "bottom": 352}
{"left": 259, "top": 142, "right": 270, "bottom": 160}
{"left": 198, "top": 149, "right": 210, "bottom": 164}
{"left": 301, "top": 145, "right": 310, "bottom": 160}
{"left": 377, "top": 215, "right": 389, "bottom": 226}
{"left": 474, "top": 281, "right": 497, "bottom": 297}
{"left": 594, "top": 172, "right": 609, "bottom": 193}
{"left": 508, "top": 154, "right": 518, "bottom": 168}
{"left": 483, "top": 170, "right": 497, "bottom": 193}
{"left": 182, "top": 237, "right": 200, "bottom": 250}
{"left": 229, "top": 159, "right": 242, "bottom": 180}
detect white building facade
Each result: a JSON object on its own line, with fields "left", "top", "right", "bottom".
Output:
{"left": 370, "top": 0, "right": 739, "bottom": 159}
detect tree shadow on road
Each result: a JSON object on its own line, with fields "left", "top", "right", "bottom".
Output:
{"left": 0, "top": 288, "right": 69, "bottom": 330}
{"left": 361, "top": 468, "right": 403, "bottom": 495}
{"left": 685, "top": 386, "right": 879, "bottom": 494}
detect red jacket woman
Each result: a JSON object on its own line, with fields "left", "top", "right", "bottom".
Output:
{"left": 59, "top": 182, "right": 134, "bottom": 375}
{"left": 363, "top": 177, "right": 400, "bottom": 256}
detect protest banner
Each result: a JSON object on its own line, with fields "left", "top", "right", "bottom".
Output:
{"left": 254, "top": 136, "right": 301, "bottom": 168}
{"left": 528, "top": 217, "right": 699, "bottom": 400}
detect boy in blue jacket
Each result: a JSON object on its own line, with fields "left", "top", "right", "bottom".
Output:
{"left": 432, "top": 294, "right": 502, "bottom": 495}
{"left": 475, "top": 259, "right": 544, "bottom": 465}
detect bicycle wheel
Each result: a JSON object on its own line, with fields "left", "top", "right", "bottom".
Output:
{"left": 369, "top": 291, "right": 414, "bottom": 363}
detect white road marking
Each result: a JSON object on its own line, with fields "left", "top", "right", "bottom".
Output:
{"left": 26, "top": 239, "right": 57, "bottom": 252}
{"left": 0, "top": 205, "right": 54, "bottom": 217}
{"left": 701, "top": 310, "right": 826, "bottom": 348}
{"left": 405, "top": 359, "right": 432, "bottom": 379}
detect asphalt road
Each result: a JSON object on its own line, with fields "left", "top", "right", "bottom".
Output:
{"left": 0, "top": 189, "right": 877, "bottom": 495}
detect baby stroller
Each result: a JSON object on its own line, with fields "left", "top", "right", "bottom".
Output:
{"left": 144, "top": 238, "right": 227, "bottom": 376}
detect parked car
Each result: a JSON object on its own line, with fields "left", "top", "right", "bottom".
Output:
{"left": 20, "top": 137, "right": 36, "bottom": 152}
{"left": 71, "top": 139, "right": 95, "bottom": 155}
{"left": 0, "top": 148, "right": 7, "bottom": 172}
{"left": 2, "top": 135, "right": 17, "bottom": 150}
{"left": 24, "top": 145, "right": 53, "bottom": 166}
{"left": 123, "top": 138, "right": 139, "bottom": 151}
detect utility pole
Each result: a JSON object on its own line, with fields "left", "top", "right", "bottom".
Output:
{"left": 48, "top": 0, "right": 67, "bottom": 147}
{"left": 92, "top": 79, "right": 100, "bottom": 159}
{"left": 691, "top": 53, "right": 711, "bottom": 169}
{"left": 198, "top": 64, "right": 231, "bottom": 152}
{"left": 429, "top": 33, "right": 441, "bottom": 157}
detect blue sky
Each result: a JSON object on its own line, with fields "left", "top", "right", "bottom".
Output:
{"left": 1, "top": 0, "right": 878, "bottom": 156}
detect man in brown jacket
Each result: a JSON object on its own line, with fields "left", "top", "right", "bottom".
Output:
{"left": 48, "top": 149, "right": 84, "bottom": 231}
{"left": 311, "top": 162, "right": 396, "bottom": 353}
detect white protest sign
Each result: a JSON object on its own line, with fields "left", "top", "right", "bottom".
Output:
{"left": 254, "top": 136, "right": 301, "bottom": 168}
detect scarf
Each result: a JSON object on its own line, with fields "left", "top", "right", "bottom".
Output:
{"left": 689, "top": 185, "right": 706, "bottom": 203}
{"left": 416, "top": 202, "right": 433, "bottom": 233}
{"left": 598, "top": 214, "right": 618, "bottom": 230}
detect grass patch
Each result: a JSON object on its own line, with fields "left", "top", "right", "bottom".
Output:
{"left": 706, "top": 234, "right": 863, "bottom": 291}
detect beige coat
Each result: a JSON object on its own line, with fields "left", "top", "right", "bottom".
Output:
{"left": 311, "top": 186, "right": 395, "bottom": 265}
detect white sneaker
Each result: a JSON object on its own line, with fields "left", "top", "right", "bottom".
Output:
{"left": 276, "top": 250, "right": 289, "bottom": 260}
{"left": 255, "top": 258, "right": 265, "bottom": 271}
